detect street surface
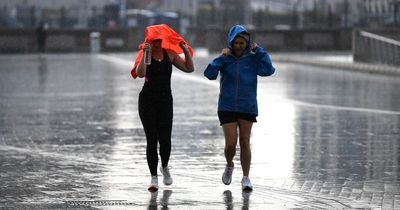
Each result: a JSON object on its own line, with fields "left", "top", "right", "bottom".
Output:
{"left": 0, "top": 52, "right": 399, "bottom": 209}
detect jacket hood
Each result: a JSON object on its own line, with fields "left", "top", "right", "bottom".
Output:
{"left": 227, "top": 25, "right": 251, "bottom": 51}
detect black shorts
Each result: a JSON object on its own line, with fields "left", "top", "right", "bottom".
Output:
{"left": 218, "top": 111, "right": 257, "bottom": 126}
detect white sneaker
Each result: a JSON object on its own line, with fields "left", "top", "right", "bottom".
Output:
{"left": 241, "top": 176, "right": 253, "bottom": 191}
{"left": 160, "top": 166, "right": 173, "bottom": 185}
{"left": 148, "top": 175, "right": 158, "bottom": 192}
{"left": 222, "top": 163, "right": 234, "bottom": 185}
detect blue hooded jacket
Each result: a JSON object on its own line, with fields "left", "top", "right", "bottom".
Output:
{"left": 204, "top": 25, "right": 275, "bottom": 116}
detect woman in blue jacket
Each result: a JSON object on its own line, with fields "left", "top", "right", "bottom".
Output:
{"left": 204, "top": 25, "right": 275, "bottom": 191}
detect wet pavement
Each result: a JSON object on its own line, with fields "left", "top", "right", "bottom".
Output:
{"left": 0, "top": 52, "right": 400, "bottom": 209}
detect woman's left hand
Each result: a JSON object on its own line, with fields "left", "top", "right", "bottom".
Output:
{"left": 251, "top": 42, "right": 257, "bottom": 50}
{"left": 179, "top": 42, "right": 188, "bottom": 52}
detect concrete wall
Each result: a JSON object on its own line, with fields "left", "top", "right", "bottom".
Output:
{"left": 197, "top": 27, "right": 352, "bottom": 52}
{"left": 0, "top": 28, "right": 352, "bottom": 53}
{"left": 0, "top": 28, "right": 141, "bottom": 53}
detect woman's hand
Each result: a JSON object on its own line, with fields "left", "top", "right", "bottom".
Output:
{"left": 220, "top": 48, "right": 230, "bottom": 57}
{"left": 251, "top": 42, "right": 257, "bottom": 50}
{"left": 135, "top": 43, "right": 151, "bottom": 78}
{"left": 143, "top": 43, "right": 151, "bottom": 52}
{"left": 179, "top": 42, "right": 189, "bottom": 52}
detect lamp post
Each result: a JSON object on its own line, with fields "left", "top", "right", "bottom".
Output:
{"left": 343, "top": 0, "right": 349, "bottom": 28}
{"left": 392, "top": 0, "right": 400, "bottom": 26}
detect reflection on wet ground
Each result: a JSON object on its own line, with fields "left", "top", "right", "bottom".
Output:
{"left": 0, "top": 53, "right": 399, "bottom": 209}
{"left": 281, "top": 63, "right": 400, "bottom": 182}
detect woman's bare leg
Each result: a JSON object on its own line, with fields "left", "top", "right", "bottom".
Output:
{"left": 238, "top": 119, "right": 253, "bottom": 177}
{"left": 222, "top": 122, "right": 238, "bottom": 166}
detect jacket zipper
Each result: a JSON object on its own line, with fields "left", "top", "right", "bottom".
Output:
{"left": 234, "top": 61, "right": 240, "bottom": 111}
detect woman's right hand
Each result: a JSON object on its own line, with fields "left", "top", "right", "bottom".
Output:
{"left": 143, "top": 43, "right": 151, "bottom": 51}
{"left": 220, "top": 48, "right": 230, "bottom": 57}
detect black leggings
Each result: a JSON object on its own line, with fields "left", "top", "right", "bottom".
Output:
{"left": 138, "top": 90, "right": 173, "bottom": 176}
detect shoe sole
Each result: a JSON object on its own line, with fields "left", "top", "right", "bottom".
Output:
{"left": 148, "top": 186, "right": 158, "bottom": 192}
{"left": 242, "top": 186, "right": 253, "bottom": 191}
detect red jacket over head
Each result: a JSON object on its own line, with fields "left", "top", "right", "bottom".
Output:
{"left": 131, "top": 24, "right": 194, "bottom": 79}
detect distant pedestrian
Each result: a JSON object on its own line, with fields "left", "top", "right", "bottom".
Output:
{"left": 131, "top": 24, "right": 194, "bottom": 192}
{"left": 36, "top": 21, "right": 47, "bottom": 53}
{"left": 204, "top": 25, "right": 275, "bottom": 191}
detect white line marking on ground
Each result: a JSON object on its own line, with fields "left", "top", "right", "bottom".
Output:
{"left": 289, "top": 99, "right": 400, "bottom": 115}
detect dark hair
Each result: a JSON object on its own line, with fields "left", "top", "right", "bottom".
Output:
{"left": 235, "top": 33, "right": 249, "bottom": 43}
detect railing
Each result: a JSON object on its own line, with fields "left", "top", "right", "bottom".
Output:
{"left": 353, "top": 30, "right": 400, "bottom": 66}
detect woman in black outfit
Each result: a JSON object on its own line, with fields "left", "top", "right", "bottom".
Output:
{"left": 132, "top": 25, "right": 194, "bottom": 191}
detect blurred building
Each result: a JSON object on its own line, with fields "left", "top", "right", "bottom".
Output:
{"left": 0, "top": 0, "right": 124, "bottom": 29}
{"left": 0, "top": 0, "right": 398, "bottom": 30}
